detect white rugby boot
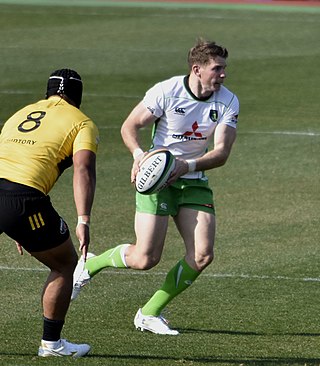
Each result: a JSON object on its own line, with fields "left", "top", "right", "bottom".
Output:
{"left": 134, "top": 308, "right": 179, "bottom": 335}
{"left": 71, "top": 252, "right": 95, "bottom": 301}
{"left": 38, "top": 339, "right": 90, "bottom": 358}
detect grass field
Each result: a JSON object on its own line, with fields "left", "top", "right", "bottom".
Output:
{"left": 0, "top": 1, "right": 319, "bottom": 365}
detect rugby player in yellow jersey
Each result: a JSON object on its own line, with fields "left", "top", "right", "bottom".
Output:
{"left": 0, "top": 69, "right": 99, "bottom": 357}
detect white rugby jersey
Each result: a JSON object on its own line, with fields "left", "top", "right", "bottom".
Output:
{"left": 142, "top": 75, "right": 239, "bottom": 179}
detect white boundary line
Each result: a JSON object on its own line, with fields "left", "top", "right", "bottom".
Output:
{"left": 0, "top": 265, "right": 319, "bottom": 283}
{"left": 0, "top": 90, "right": 140, "bottom": 98}
{"left": 95, "top": 126, "right": 320, "bottom": 135}
{"left": 243, "top": 130, "right": 320, "bottom": 137}
{"left": 1, "top": 91, "right": 319, "bottom": 137}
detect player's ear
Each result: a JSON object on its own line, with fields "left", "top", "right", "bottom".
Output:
{"left": 192, "top": 64, "right": 201, "bottom": 77}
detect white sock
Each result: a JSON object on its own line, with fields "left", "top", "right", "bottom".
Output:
{"left": 120, "top": 244, "right": 130, "bottom": 267}
{"left": 41, "top": 339, "right": 61, "bottom": 348}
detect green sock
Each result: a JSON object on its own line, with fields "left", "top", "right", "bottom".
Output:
{"left": 141, "top": 258, "right": 200, "bottom": 317}
{"left": 85, "top": 244, "right": 130, "bottom": 277}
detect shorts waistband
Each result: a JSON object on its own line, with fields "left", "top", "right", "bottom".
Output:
{"left": 0, "top": 178, "right": 43, "bottom": 195}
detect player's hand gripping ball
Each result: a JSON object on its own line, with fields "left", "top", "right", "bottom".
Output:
{"left": 135, "top": 149, "right": 175, "bottom": 195}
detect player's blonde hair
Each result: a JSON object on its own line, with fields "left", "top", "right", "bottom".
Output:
{"left": 187, "top": 38, "right": 228, "bottom": 71}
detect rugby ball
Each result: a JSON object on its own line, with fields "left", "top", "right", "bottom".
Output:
{"left": 135, "top": 149, "right": 175, "bottom": 195}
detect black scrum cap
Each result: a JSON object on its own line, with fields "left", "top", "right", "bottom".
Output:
{"left": 46, "top": 69, "right": 83, "bottom": 108}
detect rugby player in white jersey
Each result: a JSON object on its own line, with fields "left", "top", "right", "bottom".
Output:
{"left": 73, "top": 38, "right": 239, "bottom": 335}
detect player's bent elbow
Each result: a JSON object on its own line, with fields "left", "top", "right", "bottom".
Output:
{"left": 217, "top": 152, "right": 230, "bottom": 167}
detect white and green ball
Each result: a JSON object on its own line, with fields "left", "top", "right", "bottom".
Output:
{"left": 135, "top": 149, "right": 175, "bottom": 195}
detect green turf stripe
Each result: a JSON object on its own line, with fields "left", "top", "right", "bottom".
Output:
{"left": 0, "top": 0, "right": 319, "bottom": 13}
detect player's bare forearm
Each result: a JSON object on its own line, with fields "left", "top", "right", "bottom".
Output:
{"left": 73, "top": 150, "right": 96, "bottom": 216}
{"left": 121, "top": 101, "right": 156, "bottom": 155}
{"left": 197, "top": 125, "right": 236, "bottom": 171}
{"left": 73, "top": 150, "right": 96, "bottom": 256}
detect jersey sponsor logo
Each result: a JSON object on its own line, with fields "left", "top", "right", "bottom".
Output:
{"left": 7, "top": 138, "right": 36, "bottom": 145}
{"left": 183, "top": 121, "right": 202, "bottom": 137}
{"left": 174, "top": 107, "right": 186, "bottom": 115}
{"left": 209, "top": 110, "right": 218, "bottom": 122}
{"left": 28, "top": 212, "right": 45, "bottom": 230}
{"left": 172, "top": 121, "right": 207, "bottom": 141}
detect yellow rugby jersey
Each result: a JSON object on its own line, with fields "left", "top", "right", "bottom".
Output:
{"left": 0, "top": 96, "right": 99, "bottom": 194}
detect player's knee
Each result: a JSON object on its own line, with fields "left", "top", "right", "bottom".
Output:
{"left": 205, "top": 252, "right": 214, "bottom": 266}
{"left": 195, "top": 252, "right": 214, "bottom": 271}
{"left": 131, "top": 253, "right": 160, "bottom": 270}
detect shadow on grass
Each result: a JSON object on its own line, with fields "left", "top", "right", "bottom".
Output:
{"left": 0, "top": 330, "right": 319, "bottom": 363}
{"left": 0, "top": 352, "right": 319, "bottom": 364}
{"left": 181, "top": 328, "right": 320, "bottom": 337}
{"left": 86, "top": 354, "right": 320, "bottom": 364}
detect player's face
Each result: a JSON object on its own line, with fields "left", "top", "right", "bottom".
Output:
{"left": 199, "top": 56, "right": 227, "bottom": 93}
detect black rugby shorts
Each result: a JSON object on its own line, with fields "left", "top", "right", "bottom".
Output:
{"left": 0, "top": 179, "right": 70, "bottom": 252}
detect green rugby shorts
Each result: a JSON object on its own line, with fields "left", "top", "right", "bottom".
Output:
{"left": 136, "top": 178, "right": 215, "bottom": 216}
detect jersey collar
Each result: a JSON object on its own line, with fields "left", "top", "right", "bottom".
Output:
{"left": 183, "top": 75, "right": 213, "bottom": 102}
